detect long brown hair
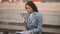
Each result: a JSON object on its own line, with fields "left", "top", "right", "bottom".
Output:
{"left": 25, "top": 1, "right": 38, "bottom": 12}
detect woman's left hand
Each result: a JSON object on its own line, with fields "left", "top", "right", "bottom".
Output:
{"left": 22, "top": 30, "right": 31, "bottom": 34}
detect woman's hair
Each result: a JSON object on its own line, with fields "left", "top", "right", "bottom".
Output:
{"left": 25, "top": 1, "right": 38, "bottom": 12}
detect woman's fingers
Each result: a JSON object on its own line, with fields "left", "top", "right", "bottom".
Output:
{"left": 20, "top": 13, "right": 26, "bottom": 18}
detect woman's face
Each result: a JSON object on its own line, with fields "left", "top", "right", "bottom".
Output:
{"left": 25, "top": 5, "right": 33, "bottom": 13}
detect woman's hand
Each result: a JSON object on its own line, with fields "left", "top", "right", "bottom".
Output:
{"left": 20, "top": 13, "right": 26, "bottom": 19}
{"left": 20, "top": 13, "right": 27, "bottom": 22}
{"left": 22, "top": 30, "right": 31, "bottom": 34}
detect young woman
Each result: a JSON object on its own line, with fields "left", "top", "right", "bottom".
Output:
{"left": 20, "top": 1, "right": 43, "bottom": 34}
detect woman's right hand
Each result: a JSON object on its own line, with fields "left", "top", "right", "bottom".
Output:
{"left": 20, "top": 13, "right": 27, "bottom": 22}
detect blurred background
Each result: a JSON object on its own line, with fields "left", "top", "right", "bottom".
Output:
{"left": 0, "top": 0, "right": 60, "bottom": 34}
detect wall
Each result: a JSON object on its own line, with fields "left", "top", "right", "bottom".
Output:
{"left": 0, "top": 2, "right": 60, "bottom": 25}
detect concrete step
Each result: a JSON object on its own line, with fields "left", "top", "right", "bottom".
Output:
{"left": 0, "top": 24, "right": 26, "bottom": 31}
{"left": 43, "top": 27, "right": 60, "bottom": 34}
{"left": 0, "top": 32, "right": 13, "bottom": 34}
{"left": 0, "top": 24, "right": 60, "bottom": 34}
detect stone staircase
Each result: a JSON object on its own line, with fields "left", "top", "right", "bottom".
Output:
{"left": 0, "top": 20, "right": 60, "bottom": 34}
